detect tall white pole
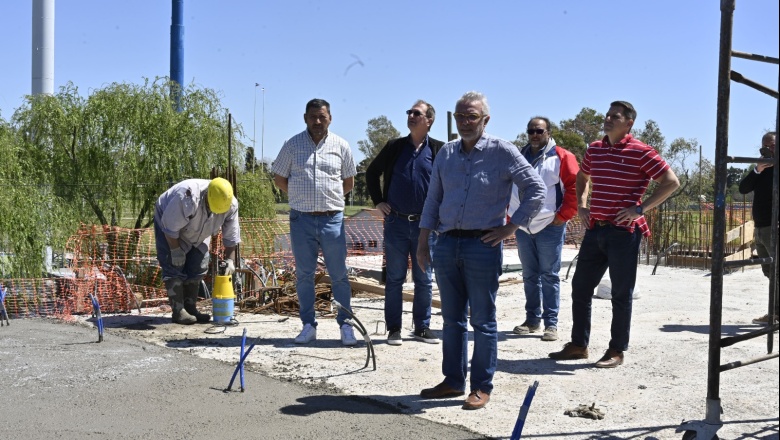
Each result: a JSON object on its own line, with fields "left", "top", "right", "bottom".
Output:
{"left": 32, "top": 0, "right": 55, "bottom": 96}
{"left": 261, "top": 87, "right": 266, "bottom": 171}
{"left": 253, "top": 83, "right": 259, "bottom": 172}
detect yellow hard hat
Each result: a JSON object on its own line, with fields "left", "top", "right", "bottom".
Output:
{"left": 208, "top": 178, "right": 234, "bottom": 214}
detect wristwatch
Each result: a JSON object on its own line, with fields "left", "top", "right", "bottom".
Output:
{"left": 635, "top": 205, "right": 644, "bottom": 215}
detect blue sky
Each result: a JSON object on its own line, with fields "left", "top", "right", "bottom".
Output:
{"left": 1, "top": 1, "right": 777, "bottom": 167}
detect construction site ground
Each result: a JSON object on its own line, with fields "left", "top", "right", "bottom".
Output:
{"left": 3, "top": 248, "right": 779, "bottom": 440}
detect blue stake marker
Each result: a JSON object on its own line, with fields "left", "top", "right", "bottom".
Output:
{"left": 510, "top": 380, "right": 539, "bottom": 439}
{"left": 88, "top": 292, "right": 104, "bottom": 343}
{"left": 240, "top": 328, "right": 247, "bottom": 391}
{"left": 227, "top": 343, "right": 256, "bottom": 391}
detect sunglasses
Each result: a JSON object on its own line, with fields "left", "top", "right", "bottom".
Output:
{"left": 406, "top": 109, "right": 424, "bottom": 117}
{"left": 526, "top": 129, "right": 546, "bottom": 135}
{"left": 453, "top": 112, "right": 484, "bottom": 123}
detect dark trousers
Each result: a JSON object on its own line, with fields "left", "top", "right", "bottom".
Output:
{"left": 570, "top": 224, "right": 642, "bottom": 352}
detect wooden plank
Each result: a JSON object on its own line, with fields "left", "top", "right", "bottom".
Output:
{"left": 319, "top": 275, "right": 441, "bottom": 309}
{"left": 725, "top": 221, "right": 754, "bottom": 244}
{"left": 724, "top": 248, "right": 753, "bottom": 262}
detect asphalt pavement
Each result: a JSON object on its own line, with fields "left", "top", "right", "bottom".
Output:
{"left": 0, "top": 318, "right": 487, "bottom": 440}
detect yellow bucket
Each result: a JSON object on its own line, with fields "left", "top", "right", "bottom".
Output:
{"left": 213, "top": 275, "right": 235, "bottom": 299}
{"left": 212, "top": 275, "right": 234, "bottom": 323}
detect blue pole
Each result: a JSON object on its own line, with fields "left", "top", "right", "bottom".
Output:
{"left": 170, "top": 0, "right": 184, "bottom": 111}
{"left": 240, "top": 328, "right": 247, "bottom": 391}
{"left": 511, "top": 380, "right": 539, "bottom": 439}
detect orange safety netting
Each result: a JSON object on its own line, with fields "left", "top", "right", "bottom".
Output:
{"left": 1, "top": 213, "right": 388, "bottom": 319}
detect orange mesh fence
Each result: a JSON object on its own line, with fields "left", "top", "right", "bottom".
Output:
{"left": 2, "top": 215, "right": 389, "bottom": 319}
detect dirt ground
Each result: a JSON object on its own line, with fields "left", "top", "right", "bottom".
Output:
{"left": 5, "top": 251, "right": 779, "bottom": 440}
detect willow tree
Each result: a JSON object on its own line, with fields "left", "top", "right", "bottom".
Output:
{"left": 0, "top": 112, "right": 80, "bottom": 277}
{"left": 13, "top": 78, "right": 243, "bottom": 229}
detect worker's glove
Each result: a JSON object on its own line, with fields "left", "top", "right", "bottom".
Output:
{"left": 170, "top": 247, "right": 186, "bottom": 268}
{"left": 224, "top": 258, "right": 236, "bottom": 276}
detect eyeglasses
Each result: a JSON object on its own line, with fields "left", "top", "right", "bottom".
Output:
{"left": 453, "top": 113, "right": 484, "bottom": 123}
{"left": 526, "top": 129, "right": 546, "bottom": 135}
{"left": 406, "top": 109, "right": 424, "bottom": 117}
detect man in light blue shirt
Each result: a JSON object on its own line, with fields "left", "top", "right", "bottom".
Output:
{"left": 416, "top": 91, "right": 545, "bottom": 410}
{"left": 272, "top": 98, "right": 358, "bottom": 347}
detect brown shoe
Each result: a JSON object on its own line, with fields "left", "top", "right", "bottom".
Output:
{"left": 462, "top": 390, "right": 490, "bottom": 410}
{"left": 594, "top": 348, "right": 624, "bottom": 368}
{"left": 549, "top": 342, "right": 588, "bottom": 360}
{"left": 420, "top": 382, "right": 465, "bottom": 399}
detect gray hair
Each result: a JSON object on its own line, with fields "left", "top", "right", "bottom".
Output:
{"left": 456, "top": 91, "right": 490, "bottom": 116}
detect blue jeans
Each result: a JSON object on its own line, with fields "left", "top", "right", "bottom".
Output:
{"left": 516, "top": 222, "right": 566, "bottom": 328}
{"left": 289, "top": 209, "right": 352, "bottom": 326}
{"left": 433, "top": 233, "right": 502, "bottom": 394}
{"left": 154, "top": 220, "right": 209, "bottom": 283}
{"left": 383, "top": 216, "right": 434, "bottom": 332}
{"left": 570, "top": 224, "right": 642, "bottom": 352}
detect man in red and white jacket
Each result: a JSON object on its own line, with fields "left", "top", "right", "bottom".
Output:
{"left": 508, "top": 116, "right": 579, "bottom": 343}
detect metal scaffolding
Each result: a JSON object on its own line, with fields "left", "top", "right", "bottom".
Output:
{"left": 677, "top": 1, "right": 779, "bottom": 439}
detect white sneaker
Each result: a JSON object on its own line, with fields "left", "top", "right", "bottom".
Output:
{"left": 294, "top": 323, "right": 317, "bottom": 344}
{"left": 340, "top": 324, "right": 357, "bottom": 346}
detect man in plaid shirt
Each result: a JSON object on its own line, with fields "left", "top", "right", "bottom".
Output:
{"left": 272, "top": 99, "right": 358, "bottom": 346}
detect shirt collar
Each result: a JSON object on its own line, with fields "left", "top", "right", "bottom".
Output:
{"left": 306, "top": 130, "right": 329, "bottom": 146}
{"left": 604, "top": 133, "right": 633, "bottom": 148}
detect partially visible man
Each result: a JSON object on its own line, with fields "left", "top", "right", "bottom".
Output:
{"left": 154, "top": 177, "right": 239, "bottom": 325}
{"left": 738, "top": 131, "right": 777, "bottom": 324}
{"left": 508, "top": 116, "right": 579, "bottom": 342}
{"left": 549, "top": 101, "right": 679, "bottom": 368}
{"left": 366, "top": 100, "right": 444, "bottom": 346}
{"left": 272, "top": 98, "right": 359, "bottom": 346}
{"left": 417, "top": 91, "right": 545, "bottom": 410}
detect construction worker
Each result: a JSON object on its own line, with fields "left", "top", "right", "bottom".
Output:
{"left": 153, "top": 178, "right": 240, "bottom": 324}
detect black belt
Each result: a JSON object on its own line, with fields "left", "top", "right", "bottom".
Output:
{"left": 307, "top": 210, "right": 340, "bottom": 216}
{"left": 594, "top": 220, "right": 612, "bottom": 227}
{"left": 445, "top": 229, "right": 486, "bottom": 238}
{"left": 390, "top": 211, "right": 421, "bottom": 221}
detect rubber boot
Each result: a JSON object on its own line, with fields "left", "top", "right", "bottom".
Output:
{"left": 166, "top": 279, "right": 196, "bottom": 325}
{"left": 183, "top": 280, "right": 211, "bottom": 323}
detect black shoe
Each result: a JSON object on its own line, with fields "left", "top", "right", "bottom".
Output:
{"left": 387, "top": 329, "right": 403, "bottom": 346}
{"left": 413, "top": 328, "right": 439, "bottom": 344}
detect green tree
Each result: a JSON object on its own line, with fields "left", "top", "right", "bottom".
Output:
{"left": 237, "top": 171, "right": 276, "bottom": 219}
{"left": 356, "top": 116, "right": 400, "bottom": 161}
{"left": 13, "top": 79, "right": 245, "bottom": 229}
{"left": 559, "top": 107, "right": 604, "bottom": 145}
{"left": 0, "top": 112, "right": 79, "bottom": 276}
{"left": 635, "top": 120, "right": 667, "bottom": 154}
{"left": 354, "top": 116, "right": 400, "bottom": 206}
{"left": 726, "top": 165, "right": 746, "bottom": 188}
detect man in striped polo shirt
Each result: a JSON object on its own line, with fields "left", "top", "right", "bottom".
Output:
{"left": 272, "top": 98, "right": 359, "bottom": 347}
{"left": 549, "top": 101, "right": 679, "bottom": 368}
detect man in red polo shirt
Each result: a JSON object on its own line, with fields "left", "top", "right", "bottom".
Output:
{"left": 549, "top": 101, "right": 679, "bottom": 368}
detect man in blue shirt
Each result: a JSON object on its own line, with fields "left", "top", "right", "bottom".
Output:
{"left": 416, "top": 91, "right": 546, "bottom": 410}
{"left": 366, "top": 100, "right": 445, "bottom": 346}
